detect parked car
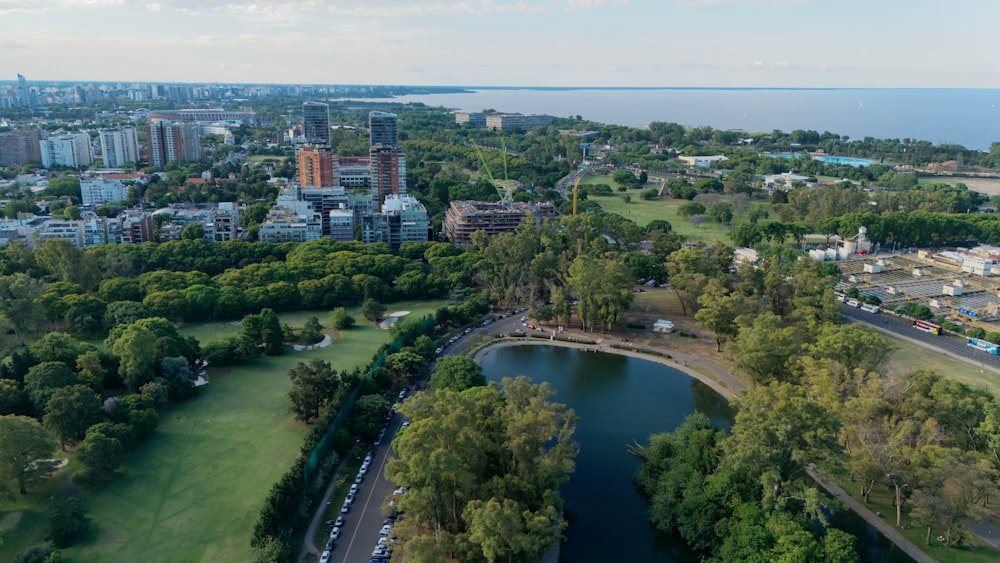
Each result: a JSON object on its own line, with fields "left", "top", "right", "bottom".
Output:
{"left": 350, "top": 483, "right": 358, "bottom": 494}
{"left": 335, "top": 516, "right": 344, "bottom": 527}
{"left": 340, "top": 504, "right": 349, "bottom": 514}
{"left": 345, "top": 493, "right": 355, "bottom": 505}
{"left": 329, "top": 527, "right": 340, "bottom": 541}
{"left": 319, "top": 550, "right": 331, "bottom": 563}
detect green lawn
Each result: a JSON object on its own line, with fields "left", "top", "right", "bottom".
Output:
{"left": 245, "top": 155, "right": 287, "bottom": 163}
{"left": 587, "top": 195, "right": 733, "bottom": 243}
{"left": 178, "top": 301, "right": 441, "bottom": 345}
{"left": 886, "top": 337, "right": 1000, "bottom": 398}
{"left": 0, "top": 300, "right": 443, "bottom": 563}
{"left": 580, "top": 172, "right": 774, "bottom": 244}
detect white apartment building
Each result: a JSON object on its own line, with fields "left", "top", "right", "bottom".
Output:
{"left": 80, "top": 176, "right": 128, "bottom": 206}
{"left": 40, "top": 133, "right": 93, "bottom": 168}
{"left": 98, "top": 127, "right": 139, "bottom": 168}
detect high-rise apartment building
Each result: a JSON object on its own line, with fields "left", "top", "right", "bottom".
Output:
{"left": 297, "top": 145, "right": 338, "bottom": 188}
{"left": 98, "top": 127, "right": 139, "bottom": 168}
{"left": 369, "top": 111, "right": 399, "bottom": 146}
{"left": 0, "top": 129, "right": 44, "bottom": 166}
{"left": 39, "top": 133, "right": 93, "bottom": 168}
{"left": 16, "top": 73, "right": 31, "bottom": 108}
{"left": 368, "top": 111, "right": 406, "bottom": 209}
{"left": 303, "top": 102, "right": 330, "bottom": 146}
{"left": 145, "top": 120, "right": 201, "bottom": 167}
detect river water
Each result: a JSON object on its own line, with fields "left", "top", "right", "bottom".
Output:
{"left": 479, "top": 344, "right": 912, "bottom": 563}
{"left": 361, "top": 88, "right": 1000, "bottom": 150}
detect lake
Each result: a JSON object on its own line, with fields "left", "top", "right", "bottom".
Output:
{"left": 478, "top": 344, "right": 913, "bottom": 563}
{"left": 365, "top": 88, "right": 1000, "bottom": 150}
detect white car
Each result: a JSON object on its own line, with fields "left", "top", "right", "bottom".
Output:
{"left": 319, "top": 550, "right": 331, "bottom": 563}
{"left": 335, "top": 516, "right": 344, "bottom": 527}
{"left": 329, "top": 527, "right": 340, "bottom": 541}
{"left": 350, "top": 483, "right": 358, "bottom": 494}
{"left": 401, "top": 421, "right": 410, "bottom": 429}
{"left": 364, "top": 454, "right": 372, "bottom": 464}
{"left": 354, "top": 473, "right": 363, "bottom": 484}
{"left": 345, "top": 493, "right": 355, "bottom": 505}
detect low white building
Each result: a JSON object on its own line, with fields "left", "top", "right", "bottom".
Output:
{"left": 653, "top": 319, "right": 675, "bottom": 333}
{"left": 80, "top": 176, "right": 128, "bottom": 206}
{"left": 677, "top": 155, "right": 727, "bottom": 168}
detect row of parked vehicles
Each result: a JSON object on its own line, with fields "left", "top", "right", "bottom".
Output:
{"left": 318, "top": 451, "right": 376, "bottom": 562}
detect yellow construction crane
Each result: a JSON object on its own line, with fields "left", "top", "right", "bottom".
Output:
{"left": 573, "top": 177, "right": 580, "bottom": 216}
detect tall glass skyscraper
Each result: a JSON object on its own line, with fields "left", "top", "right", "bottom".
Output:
{"left": 302, "top": 102, "right": 330, "bottom": 146}
{"left": 368, "top": 111, "right": 398, "bottom": 146}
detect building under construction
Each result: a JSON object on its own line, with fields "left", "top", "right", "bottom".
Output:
{"left": 442, "top": 200, "right": 556, "bottom": 246}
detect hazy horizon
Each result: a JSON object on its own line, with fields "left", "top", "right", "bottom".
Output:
{"left": 3, "top": 1, "right": 999, "bottom": 89}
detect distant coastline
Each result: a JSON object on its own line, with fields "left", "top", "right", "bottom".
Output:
{"left": 364, "top": 87, "right": 1000, "bottom": 150}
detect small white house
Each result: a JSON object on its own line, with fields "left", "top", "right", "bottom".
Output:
{"left": 653, "top": 319, "right": 675, "bottom": 333}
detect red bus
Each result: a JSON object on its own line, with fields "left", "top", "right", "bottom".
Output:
{"left": 913, "top": 320, "right": 941, "bottom": 335}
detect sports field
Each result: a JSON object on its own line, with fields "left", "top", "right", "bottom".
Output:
{"left": 0, "top": 301, "right": 442, "bottom": 563}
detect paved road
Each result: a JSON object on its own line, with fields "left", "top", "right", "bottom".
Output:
{"left": 839, "top": 303, "right": 1000, "bottom": 374}
{"left": 329, "top": 415, "right": 404, "bottom": 563}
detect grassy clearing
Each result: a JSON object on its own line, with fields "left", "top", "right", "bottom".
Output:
{"left": 586, "top": 195, "right": 733, "bottom": 243}
{"left": 886, "top": 337, "right": 1000, "bottom": 398}
{"left": 834, "top": 476, "right": 1000, "bottom": 563}
{"left": 245, "top": 154, "right": 288, "bottom": 163}
{"left": 178, "top": 301, "right": 441, "bottom": 345}
{"left": 0, "top": 300, "right": 443, "bottom": 563}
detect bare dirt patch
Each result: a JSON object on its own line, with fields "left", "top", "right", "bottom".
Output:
{"left": 928, "top": 176, "right": 1000, "bottom": 196}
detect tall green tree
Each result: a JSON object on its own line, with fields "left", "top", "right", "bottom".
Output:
{"left": 430, "top": 356, "right": 485, "bottom": 392}
{"left": 0, "top": 273, "right": 45, "bottom": 346}
{"left": 43, "top": 384, "right": 102, "bottom": 450}
{"left": 109, "top": 324, "right": 158, "bottom": 392}
{"left": 0, "top": 415, "right": 57, "bottom": 494}
{"left": 48, "top": 495, "right": 90, "bottom": 547}
{"left": 726, "top": 312, "right": 799, "bottom": 384}
{"left": 24, "top": 362, "right": 78, "bottom": 414}
{"left": 361, "top": 299, "right": 386, "bottom": 324}
{"left": 287, "top": 359, "right": 340, "bottom": 422}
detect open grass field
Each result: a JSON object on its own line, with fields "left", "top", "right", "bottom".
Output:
{"left": 587, "top": 195, "right": 733, "bottom": 243}
{"left": 0, "top": 300, "right": 444, "bottom": 563}
{"left": 177, "top": 301, "right": 443, "bottom": 345}
{"left": 244, "top": 154, "right": 288, "bottom": 164}
{"left": 886, "top": 337, "right": 1000, "bottom": 398}
{"left": 580, "top": 173, "right": 771, "bottom": 244}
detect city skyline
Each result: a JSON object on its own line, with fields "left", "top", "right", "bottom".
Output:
{"left": 1, "top": 0, "right": 999, "bottom": 89}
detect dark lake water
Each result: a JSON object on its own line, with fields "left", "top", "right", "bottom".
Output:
{"left": 479, "top": 344, "right": 913, "bottom": 563}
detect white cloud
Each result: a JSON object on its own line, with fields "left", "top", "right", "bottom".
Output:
{"left": 145, "top": 2, "right": 162, "bottom": 11}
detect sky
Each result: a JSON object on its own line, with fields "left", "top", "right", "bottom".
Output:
{"left": 1, "top": 0, "right": 999, "bottom": 88}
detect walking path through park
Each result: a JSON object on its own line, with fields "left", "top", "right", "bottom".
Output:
{"left": 300, "top": 474, "right": 339, "bottom": 560}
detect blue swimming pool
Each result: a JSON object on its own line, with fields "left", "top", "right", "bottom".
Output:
{"left": 814, "top": 155, "right": 873, "bottom": 167}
